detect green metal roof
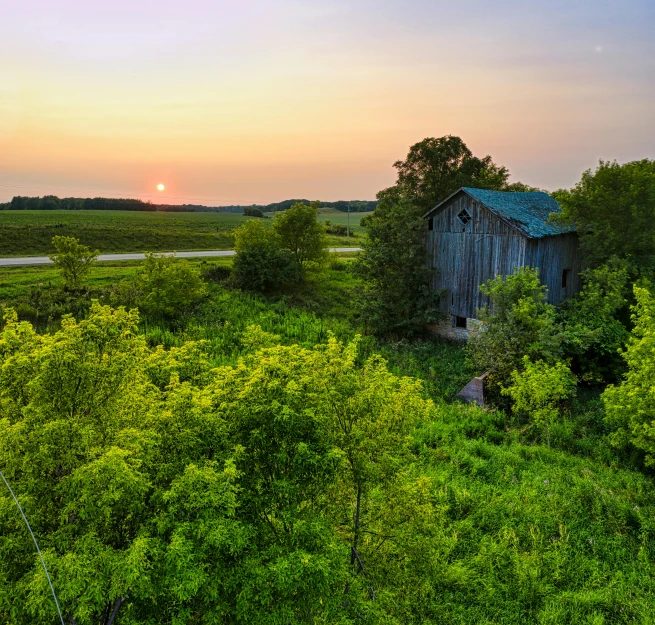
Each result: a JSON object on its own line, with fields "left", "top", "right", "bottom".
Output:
{"left": 427, "top": 187, "right": 575, "bottom": 239}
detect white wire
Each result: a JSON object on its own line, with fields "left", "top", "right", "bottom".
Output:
{"left": 0, "top": 470, "right": 66, "bottom": 625}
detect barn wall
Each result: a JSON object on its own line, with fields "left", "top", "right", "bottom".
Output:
{"left": 427, "top": 193, "right": 582, "bottom": 319}
{"left": 428, "top": 194, "right": 527, "bottom": 319}
{"left": 525, "top": 234, "right": 582, "bottom": 305}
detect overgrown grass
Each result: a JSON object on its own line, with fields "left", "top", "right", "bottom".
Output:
{"left": 414, "top": 401, "right": 655, "bottom": 623}
{"left": 2, "top": 253, "right": 655, "bottom": 622}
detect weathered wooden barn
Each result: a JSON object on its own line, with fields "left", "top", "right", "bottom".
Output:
{"left": 424, "top": 187, "right": 581, "bottom": 339}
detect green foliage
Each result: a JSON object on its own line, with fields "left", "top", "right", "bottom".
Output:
{"left": 387, "top": 135, "right": 511, "bottom": 214}
{"left": 0, "top": 304, "right": 442, "bottom": 624}
{"left": 560, "top": 257, "right": 631, "bottom": 382}
{"left": 603, "top": 286, "right": 655, "bottom": 465}
{"left": 118, "top": 253, "right": 208, "bottom": 318}
{"left": 412, "top": 408, "right": 655, "bottom": 624}
{"left": 232, "top": 220, "right": 301, "bottom": 291}
{"left": 243, "top": 206, "right": 264, "bottom": 217}
{"left": 48, "top": 235, "right": 99, "bottom": 290}
{"left": 357, "top": 135, "right": 522, "bottom": 338}
{"left": 2, "top": 266, "right": 655, "bottom": 623}
{"left": 467, "top": 267, "right": 564, "bottom": 397}
{"left": 323, "top": 220, "right": 354, "bottom": 237}
{"left": 271, "top": 201, "right": 328, "bottom": 270}
{"left": 356, "top": 195, "right": 440, "bottom": 336}
{"left": 553, "top": 159, "right": 655, "bottom": 272}
{"left": 503, "top": 357, "right": 577, "bottom": 445}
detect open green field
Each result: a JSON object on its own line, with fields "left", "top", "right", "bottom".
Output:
{"left": 0, "top": 208, "right": 371, "bottom": 257}
{"left": 318, "top": 207, "right": 371, "bottom": 232}
{"left": 0, "top": 210, "right": 250, "bottom": 257}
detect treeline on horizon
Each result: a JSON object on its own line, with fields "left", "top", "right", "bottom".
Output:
{"left": 0, "top": 195, "right": 378, "bottom": 213}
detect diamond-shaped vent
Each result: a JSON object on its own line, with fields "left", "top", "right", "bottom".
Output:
{"left": 457, "top": 208, "right": 472, "bottom": 226}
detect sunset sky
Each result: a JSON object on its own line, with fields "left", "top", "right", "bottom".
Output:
{"left": 1, "top": 0, "right": 654, "bottom": 205}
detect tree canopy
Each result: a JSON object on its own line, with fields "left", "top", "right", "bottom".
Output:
{"left": 386, "top": 135, "right": 511, "bottom": 214}
{"left": 553, "top": 159, "right": 655, "bottom": 273}
{"left": 0, "top": 304, "right": 436, "bottom": 624}
{"left": 358, "top": 135, "right": 521, "bottom": 336}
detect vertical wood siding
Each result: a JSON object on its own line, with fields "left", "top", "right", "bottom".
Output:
{"left": 428, "top": 194, "right": 582, "bottom": 318}
{"left": 525, "top": 234, "right": 582, "bottom": 305}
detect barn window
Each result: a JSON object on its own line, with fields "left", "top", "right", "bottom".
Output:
{"left": 454, "top": 316, "right": 467, "bottom": 329}
{"left": 428, "top": 217, "right": 434, "bottom": 231}
{"left": 561, "top": 269, "right": 570, "bottom": 289}
{"left": 457, "top": 208, "right": 472, "bottom": 227}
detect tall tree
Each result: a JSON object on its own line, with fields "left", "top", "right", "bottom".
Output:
{"left": 358, "top": 135, "right": 513, "bottom": 336}
{"left": 389, "top": 135, "right": 511, "bottom": 213}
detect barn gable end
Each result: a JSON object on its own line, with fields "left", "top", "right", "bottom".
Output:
{"left": 425, "top": 188, "right": 581, "bottom": 337}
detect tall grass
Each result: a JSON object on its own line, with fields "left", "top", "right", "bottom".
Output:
{"left": 412, "top": 400, "right": 655, "bottom": 623}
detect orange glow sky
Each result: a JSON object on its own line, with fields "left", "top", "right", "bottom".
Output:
{"left": 1, "top": 0, "right": 654, "bottom": 205}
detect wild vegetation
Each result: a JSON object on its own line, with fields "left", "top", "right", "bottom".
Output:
{"left": 2, "top": 137, "right": 655, "bottom": 624}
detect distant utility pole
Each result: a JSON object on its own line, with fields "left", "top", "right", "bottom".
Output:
{"left": 347, "top": 203, "right": 350, "bottom": 242}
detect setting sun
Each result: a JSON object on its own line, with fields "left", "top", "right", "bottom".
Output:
{"left": 157, "top": 183, "right": 165, "bottom": 192}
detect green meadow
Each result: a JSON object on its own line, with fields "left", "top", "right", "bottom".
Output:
{"left": 0, "top": 208, "right": 371, "bottom": 256}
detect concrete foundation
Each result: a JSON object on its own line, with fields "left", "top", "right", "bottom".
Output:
{"left": 427, "top": 316, "right": 484, "bottom": 341}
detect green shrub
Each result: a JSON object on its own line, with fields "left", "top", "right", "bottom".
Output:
{"left": 232, "top": 220, "right": 300, "bottom": 291}
{"left": 324, "top": 222, "right": 354, "bottom": 237}
{"left": 243, "top": 206, "right": 264, "bottom": 217}
{"left": 560, "top": 257, "right": 631, "bottom": 382}
{"left": 49, "top": 235, "right": 99, "bottom": 289}
{"left": 467, "top": 267, "right": 564, "bottom": 400}
{"left": 117, "top": 253, "right": 207, "bottom": 318}
{"left": 603, "top": 286, "right": 655, "bottom": 464}
{"left": 502, "top": 356, "right": 577, "bottom": 445}
{"left": 200, "top": 262, "right": 232, "bottom": 283}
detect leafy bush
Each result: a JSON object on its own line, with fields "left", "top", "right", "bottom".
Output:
{"left": 323, "top": 221, "right": 354, "bottom": 237}
{"left": 231, "top": 220, "right": 300, "bottom": 291}
{"left": 603, "top": 286, "right": 655, "bottom": 464}
{"left": 113, "top": 253, "right": 207, "bottom": 318}
{"left": 271, "top": 201, "right": 327, "bottom": 270}
{"left": 467, "top": 267, "right": 564, "bottom": 399}
{"left": 48, "top": 235, "right": 99, "bottom": 289}
{"left": 243, "top": 206, "right": 264, "bottom": 217}
{"left": 502, "top": 357, "right": 577, "bottom": 445}
{"left": 200, "top": 261, "right": 232, "bottom": 283}
{"left": 560, "top": 257, "right": 631, "bottom": 382}
{"left": 0, "top": 304, "right": 438, "bottom": 624}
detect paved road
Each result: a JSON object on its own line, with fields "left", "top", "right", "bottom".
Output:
{"left": 0, "top": 248, "right": 362, "bottom": 267}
